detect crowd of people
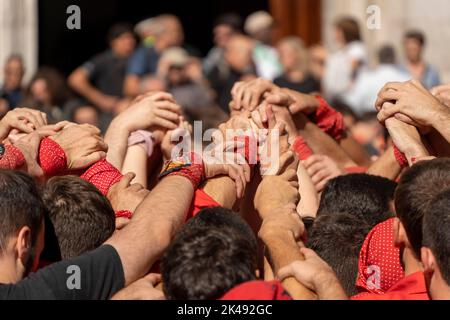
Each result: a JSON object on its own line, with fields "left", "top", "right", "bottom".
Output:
{"left": 1, "top": 10, "right": 450, "bottom": 300}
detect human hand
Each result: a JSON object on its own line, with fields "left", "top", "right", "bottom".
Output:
{"left": 50, "top": 124, "right": 108, "bottom": 170}
{"left": 303, "top": 155, "right": 344, "bottom": 192}
{"left": 265, "top": 89, "right": 320, "bottom": 115}
{"left": 11, "top": 131, "right": 45, "bottom": 181}
{"left": 159, "top": 116, "right": 192, "bottom": 160}
{"left": 114, "top": 92, "right": 182, "bottom": 133}
{"left": 376, "top": 80, "right": 448, "bottom": 128}
{"left": 259, "top": 204, "right": 305, "bottom": 242}
{"left": 431, "top": 84, "right": 450, "bottom": 108}
{"left": 231, "top": 78, "right": 278, "bottom": 112}
{"left": 385, "top": 116, "right": 429, "bottom": 164}
{"left": 108, "top": 172, "right": 150, "bottom": 213}
{"left": 111, "top": 274, "right": 165, "bottom": 300}
{"left": 0, "top": 108, "right": 47, "bottom": 140}
{"left": 278, "top": 248, "right": 346, "bottom": 299}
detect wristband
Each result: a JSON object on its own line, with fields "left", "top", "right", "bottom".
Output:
{"left": 39, "top": 138, "right": 67, "bottom": 177}
{"left": 292, "top": 136, "right": 313, "bottom": 161}
{"left": 313, "top": 96, "right": 346, "bottom": 141}
{"left": 115, "top": 210, "right": 133, "bottom": 220}
{"left": 159, "top": 152, "right": 204, "bottom": 189}
{"left": 393, "top": 145, "right": 408, "bottom": 168}
{"left": 0, "top": 144, "right": 25, "bottom": 169}
{"left": 128, "top": 130, "right": 155, "bottom": 157}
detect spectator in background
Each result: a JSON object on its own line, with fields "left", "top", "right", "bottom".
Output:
{"left": 68, "top": 23, "right": 136, "bottom": 131}
{"left": 323, "top": 17, "right": 368, "bottom": 101}
{"left": 0, "top": 55, "right": 25, "bottom": 113}
{"left": 124, "top": 14, "right": 185, "bottom": 97}
{"left": 203, "top": 13, "right": 243, "bottom": 76}
{"left": 21, "top": 67, "right": 73, "bottom": 123}
{"left": 401, "top": 30, "right": 441, "bottom": 89}
{"left": 274, "top": 37, "right": 320, "bottom": 94}
{"left": 244, "top": 11, "right": 281, "bottom": 81}
{"left": 207, "top": 35, "right": 256, "bottom": 113}
{"left": 343, "top": 45, "right": 410, "bottom": 117}
{"left": 69, "top": 103, "right": 100, "bottom": 128}
{"left": 308, "top": 44, "right": 327, "bottom": 88}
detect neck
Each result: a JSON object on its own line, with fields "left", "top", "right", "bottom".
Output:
{"left": 0, "top": 257, "right": 21, "bottom": 284}
{"left": 402, "top": 247, "right": 423, "bottom": 276}
{"left": 286, "top": 70, "right": 305, "bottom": 82}
{"left": 430, "top": 274, "right": 450, "bottom": 300}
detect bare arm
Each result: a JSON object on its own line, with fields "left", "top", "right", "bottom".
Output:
{"left": 297, "top": 162, "right": 319, "bottom": 218}
{"left": 339, "top": 133, "right": 372, "bottom": 167}
{"left": 105, "top": 175, "right": 194, "bottom": 286}
{"left": 366, "top": 145, "right": 402, "bottom": 180}
{"left": 104, "top": 119, "right": 130, "bottom": 170}
{"left": 121, "top": 144, "right": 149, "bottom": 187}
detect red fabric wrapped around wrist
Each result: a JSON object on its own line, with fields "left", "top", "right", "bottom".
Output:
{"left": 292, "top": 136, "right": 313, "bottom": 161}
{"left": 0, "top": 145, "right": 25, "bottom": 169}
{"left": 163, "top": 152, "right": 205, "bottom": 190}
{"left": 80, "top": 159, "right": 123, "bottom": 196}
{"left": 38, "top": 138, "right": 67, "bottom": 177}
{"left": 313, "top": 96, "right": 346, "bottom": 141}
{"left": 393, "top": 145, "right": 408, "bottom": 168}
{"left": 115, "top": 210, "right": 133, "bottom": 220}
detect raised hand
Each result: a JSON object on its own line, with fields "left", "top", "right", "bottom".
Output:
{"left": 303, "top": 155, "right": 344, "bottom": 192}
{"left": 108, "top": 172, "right": 150, "bottom": 213}
{"left": 0, "top": 108, "right": 47, "bottom": 140}
{"left": 231, "top": 78, "right": 278, "bottom": 112}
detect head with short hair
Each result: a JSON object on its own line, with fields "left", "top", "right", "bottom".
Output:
{"left": 422, "top": 188, "right": 450, "bottom": 298}
{"left": 277, "top": 36, "right": 308, "bottom": 74}
{"left": 42, "top": 176, "right": 115, "bottom": 259}
{"left": 334, "top": 17, "right": 361, "bottom": 45}
{"left": 244, "top": 11, "right": 275, "bottom": 44}
{"left": 225, "top": 35, "right": 254, "bottom": 72}
{"left": 395, "top": 159, "right": 450, "bottom": 259}
{"left": 318, "top": 174, "right": 396, "bottom": 229}
{"left": 107, "top": 23, "right": 136, "bottom": 57}
{"left": 0, "top": 170, "right": 46, "bottom": 282}
{"left": 3, "top": 54, "right": 25, "bottom": 91}
{"left": 162, "top": 207, "right": 257, "bottom": 300}
{"left": 404, "top": 30, "right": 426, "bottom": 63}
{"left": 213, "top": 13, "right": 243, "bottom": 48}
{"left": 307, "top": 213, "right": 371, "bottom": 296}
{"left": 378, "top": 45, "right": 397, "bottom": 65}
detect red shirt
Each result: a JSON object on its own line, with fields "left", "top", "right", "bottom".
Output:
{"left": 352, "top": 272, "right": 430, "bottom": 300}
{"left": 220, "top": 280, "right": 292, "bottom": 300}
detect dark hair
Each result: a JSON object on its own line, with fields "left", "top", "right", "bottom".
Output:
{"left": 335, "top": 17, "right": 361, "bottom": 43}
{"left": 395, "top": 158, "right": 450, "bottom": 259}
{"left": 42, "top": 176, "right": 115, "bottom": 259}
{"left": 318, "top": 174, "right": 396, "bottom": 229}
{"left": 423, "top": 188, "right": 450, "bottom": 285}
{"left": 378, "top": 45, "right": 396, "bottom": 64}
{"left": 404, "top": 30, "right": 426, "bottom": 47}
{"left": 214, "top": 13, "right": 243, "bottom": 32}
{"left": 107, "top": 22, "right": 135, "bottom": 43}
{"left": 162, "top": 207, "right": 257, "bottom": 300}
{"left": 0, "top": 170, "right": 45, "bottom": 255}
{"left": 307, "top": 213, "right": 371, "bottom": 296}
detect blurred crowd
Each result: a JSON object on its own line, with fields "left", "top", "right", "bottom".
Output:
{"left": 0, "top": 12, "right": 442, "bottom": 158}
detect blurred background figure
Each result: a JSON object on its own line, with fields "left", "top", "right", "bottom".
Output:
{"left": 244, "top": 11, "right": 281, "bottom": 81}
{"left": 203, "top": 13, "right": 243, "bottom": 76}
{"left": 308, "top": 44, "right": 327, "bottom": 89}
{"left": 323, "top": 17, "right": 367, "bottom": 101}
{"left": 401, "top": 30, "right": 441, "bottom": 89}
{"left": 274, "top": 36, "right": 320, "bottom": 94}
{"left": 207, "top": 34, "right": 256, "bottom": 113}
{"left": 0, "top": 55, "right": 25, "bottom": 114}
{"left": 343, "top": 45, "right": 410, "bottom": 117}
{"left": 69, "top": 23, "right": 136, "bottom": 131}
{"left": 21, "top": 67, "right": 73, "bottom": 123}
{"left": 68, "top": 102, "right": 101, "bottom": 128}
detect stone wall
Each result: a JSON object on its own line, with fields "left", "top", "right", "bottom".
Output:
{"left": 322, "top": 0, "right": 450, "bottom": 83}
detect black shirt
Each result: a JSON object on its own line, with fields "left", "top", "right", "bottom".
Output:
{"left": 274, "top": 75, "right": 321, "bottom": 94}
{"left": 0, "top": 245, "right": 124, "bottom": 300}
{"left": 82, "top": 50, "right": 128, "bottom": 98}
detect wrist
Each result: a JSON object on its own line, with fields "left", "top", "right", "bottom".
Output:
{"left": 433, "top": 103, "right": 450, "bottom": 132}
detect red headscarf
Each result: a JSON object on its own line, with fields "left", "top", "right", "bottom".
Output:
{"left": 356, "top": 218, "right": 405, "bottom": 294}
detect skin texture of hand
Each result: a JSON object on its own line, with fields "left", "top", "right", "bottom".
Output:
{"left": 11, "top": 131, "right": 45, "bottom": 181}
{"left": 116, "top": 92, "right": 182, "bottom": 133}
{"left": 376, "top": 80, "right": 448, "bottom": 129}
{"left": 259, "top": 204, "right": 305, "bottom": 243}
{"left": 385, "top": 116, "right": 430, "bottom": 164}
{"left": 277, "top": 248, "right": 348, "bottom": 300}
{"left": 159, "top": 116, "right": 192, "bottom": 160}
{"left": 108, "top": 173, "right": 150, "bottom": 213}
{"left": 50, "top": 124, "right": 108, "bottom": 170}
{"left": 266, "top": 89, "right": 320, "bottom": 115}
{"left": 431, "top": 84, "right": 450, "bottom": 108}
{"left": 303, "top": 155, "right": 344, "bottom": 192}
{"left": 111, "top": 274, "right": 165, "bottom": 300}
{"left": 0, "top": 108, "right": 47, "bottom": 140}
{"left": 231, "top": 78, "right": 278, "bottom": 112}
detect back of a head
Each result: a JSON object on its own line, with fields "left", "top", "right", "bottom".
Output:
{"left": 42, "top": 176, "right": 115, "bottom": 259}
{"left": 244, "top": 11, "right": 274, "bottom": 36}
{"left": 0, "top": 170, "right": 45, "bottom": 257}
{"left": 378, "top": 45, "right": 396, "bottom": 65}
{"left": 162, "top": 208, "right": 257, "bottom": 300}
{"left": 396, "top": 158, "right": 450, "bottom": 259}
{"left": 423, "top": 188, "right": 450, "bottom": 286}
{"left": 335, "top": 17, "right": 361, "bottom": 43}
{"left": 307, "top": 213, "right": 372, "bottom": 296}
{"left": 318, "top": 174, "right": 396, "bottom": 229}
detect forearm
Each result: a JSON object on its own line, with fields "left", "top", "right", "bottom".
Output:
{"left": 297, "top": 163, "right": 319, "bottom": 218}
{"left": 339, "top": 133, "right": 372, "bottom": 167}
{"left": 314, "top": 274, "right": 348, "bottom": 300}
{"left": 106, "top": 175, "right": 194, "bottom": 286}
{"left": 431, "top": 104, "right": 450, "bottom": 143}
{"left": 366, "top": 145, "right": 402, "bottom": 180}
{"left": 0, "top": 123, "right": 9, "bottom": 141}
{"left": 70, "top": 70, "right": 110, "bottom": 110}
{"left": 202, "top": 176, "right": 237, "bottom": 209}
{"left": 105, "top": 120, "right": 130, "bottom": 170}
{"left": 122, "top": 144, "right": 148, "bottom": 188}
